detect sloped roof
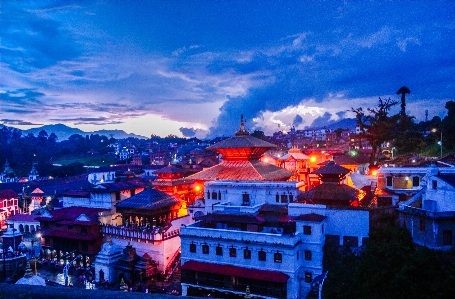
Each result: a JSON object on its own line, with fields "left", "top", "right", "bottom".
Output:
{"left": 279, "top": 152, "right": 310, "bottom": 161}
{"left": 298, "top": 183, "right": 360, "bottom": 201}
{"left": 208, "top": 135, "right": 276, "bottom": 150}
{"left": 188, "top": 160, "right": 292, "bottom": 181}
{"left": 313, "top": 161, "right": 351, "bottom": 176}
{"left": 115, "top": 187, "right": 179, "bottom": 210}
{"left": 36, "top": 207, "right": 106, "bottom": 224}
{"left": 294, "top": 213, "right": 327, "bottom": 222}
{"left": 0, "top": 189, "right": 18, "bottom": 199}
{"left": 91, "top": 178, "right": 148, "bottom": 193}
{"left": 438, "top": 174, "right": 455, "bottom": 188}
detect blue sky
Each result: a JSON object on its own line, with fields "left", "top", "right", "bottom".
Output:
{"left": 1, "top": 1, "right": 454, "bottom": 138}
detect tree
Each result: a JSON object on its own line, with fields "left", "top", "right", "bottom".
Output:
{"left": 351, "top": 97, "right": 398, "bottom": 165}
{"left": 442, "top": 100, "right": 455, "bottom": 150}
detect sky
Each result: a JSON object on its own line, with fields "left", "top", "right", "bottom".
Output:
{"left": 1, "top": 1, "right": 454, "bottom": 139}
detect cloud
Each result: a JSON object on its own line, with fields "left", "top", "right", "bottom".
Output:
{"left": 179, "top": 127, "right": 197, "bottom": 137}
{"left": 292, "top": 115, "right": 304, "bottom": 127}
{"left": 0, "top": 119, "right": 43, "bottom": 126}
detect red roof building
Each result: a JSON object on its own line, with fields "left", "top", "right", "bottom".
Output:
{"left": 37, "top": 207, "right": 107, "bottom": 267}
{"left": 0, "top": 189, "right": 19, "bottom": 229}
{"left": 189, "top": 116, "right": 292, "bottom": 191}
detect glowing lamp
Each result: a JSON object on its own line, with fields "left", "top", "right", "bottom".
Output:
{"left": 263, "top": 157, "right": 269, "bottom": 163}
{"left": 371, "top": 170, "right": 378, "bottom": 176}
{"left": 195, "top": 185, "right": 201, "bottom": 191}
{"left": 310, "top": 156, "right": 317, "bottom": 163}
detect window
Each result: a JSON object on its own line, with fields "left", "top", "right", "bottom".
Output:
{"left": 207, "top": 191, "right": 210, "bottom": 199}
{"left": 304, "top": 250, "right": 312, "bottom": 261}
{"left": 276, "top": 193, "right": 279, "bottom": 203}
{"left": 412, "top": 176, "right": 420, "bottom": 187}
{"left": 202, "top": 244, "right": 209, "bottom": 254}
{"left": 216, "top": 245, "right": 223, "bottom": 256}
{"left": 386, "top": 176, "right": 393, "bottom": 187}
{"left": 304, "top": 272, "right": 312, "bottom": 283}
{"left": 304, "top": 225, "right": 312, "bottom": 235}
{"left": 229, "top": 247, "right": 237, "bottom": 257}
{"left": 443, "top": 230, "right": 453, "bottom": 246}
{"left": 274, "top": 252, "right": 282, "bottom": 263}
{"left": 190, "top": 243, "right": 196, "bottom": 253}
{"left": 242, "top": 193, "right": 250, "bottom": 206}
{"left": 432, "top": 180, "right": 438, "bottom": 189}
{"left": 289, "top": 194, "right": 294, "bottom": 202}
{"left": 281, "top": 194, "right": 288, "bottom": 203}
{"left": 243, "top": 248, "right": 251, "bottom": 259}
{"left": 212, "top": 192, "right": 218, "bottom": 200}
{"left": 258, "top": 250, "right": 266, "bottom": 261}
{"left": 419, "top": 219, "right": 426, "bottom": 232}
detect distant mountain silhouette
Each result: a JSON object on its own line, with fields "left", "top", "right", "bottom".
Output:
{"left": 21, "top": 124, "right": 147, "bottom": 140}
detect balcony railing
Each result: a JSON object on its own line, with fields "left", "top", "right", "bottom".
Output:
{"left": 100, "top": 225, "right": 180, "bottom": 243}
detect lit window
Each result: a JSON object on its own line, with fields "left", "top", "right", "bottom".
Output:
{"left": 274, "top": 252, "right": 282, "bottom": 263}
{"left": 305, "top": 272, "right": 312, "bottom": 283}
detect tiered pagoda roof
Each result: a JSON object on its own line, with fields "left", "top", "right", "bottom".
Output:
{"left": 298, "top": 161, "right": 366, "bottom": 206}
{"left": 189, "top": 115, "right": 292, "bottom": 181}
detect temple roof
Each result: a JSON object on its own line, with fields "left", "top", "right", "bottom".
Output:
{"left": 188, "top": 160, "right": 292, "bottom": 181}
{"left": 115, "top": 187, "right": 179, "bottom": 211}
{"left": 313, "top": 160, "right": 351, "bottom": 176}
{"left": 298, "top": 183, "right": 362, "bottom": 202}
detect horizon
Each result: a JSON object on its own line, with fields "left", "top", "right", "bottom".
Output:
{"left": 1, "top": 1, "right": 454, "bottom": 139}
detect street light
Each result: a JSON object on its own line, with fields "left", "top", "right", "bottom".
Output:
{"left": 432, "top": 129, "right": 443, "bottom": 158}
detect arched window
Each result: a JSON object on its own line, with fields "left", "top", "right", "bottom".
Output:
{"left": 207, "top": 191, "right": 210, "bottom": 199}
{"left": 212, "top": 192, "right": 217, "bottom": 200}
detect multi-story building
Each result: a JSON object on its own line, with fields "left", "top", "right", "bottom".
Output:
{"left": 37, "top": 207, "right": 106, "bottom": 268}
{"left": 180, "top": 179, "right": 325, "bottom": 299}
{"left": 398, "top": 164, "right": 455, "bottom": 249}
{"left": 0, "top": 189, "right": 19, "bottom": 229}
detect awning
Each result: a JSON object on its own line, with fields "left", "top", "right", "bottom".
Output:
{"left": 181, "top": 261, "right": 289, "bottom": 283}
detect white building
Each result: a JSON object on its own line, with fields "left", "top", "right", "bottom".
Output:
{"left": 180, "top": 180, "right": 323, "bottom": 299}
{"left": 398, "top": 164, "right": 455, "bottom": 249}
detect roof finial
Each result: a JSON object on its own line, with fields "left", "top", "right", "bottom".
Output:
{"left": 235, "top": 114, "right": 249, "bottom": 136}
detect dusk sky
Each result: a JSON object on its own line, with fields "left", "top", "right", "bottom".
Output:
{"left": 1, "top": 1, "right": 454, "bottom": 139}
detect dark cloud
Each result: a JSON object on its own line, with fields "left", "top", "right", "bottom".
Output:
{"left": 179, "top": 127, "right": 197, "bottom": 137}
{"left": 292, "top": 114, "right": 304, "bottom": 127}
{"left": 1, "top": 2, "right": 81, "bottom": 71}
{"left": 49, "top": 117, "right": 123, "bottom": 125}
{"left": 308, "top": 112, "right": 336, "bottom": 128}
{"left": 1, "top": 89, "right": 45, "bottom": 104}
{"left": 0, "top": 119, "right": 43, "bottom": 126}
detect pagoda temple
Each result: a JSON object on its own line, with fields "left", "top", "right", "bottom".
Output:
{"left": 189, "top": 115, "right": 292, "bottom": 184}
{"left": 297, "top": 161, "right": 366, "bottom": 207}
